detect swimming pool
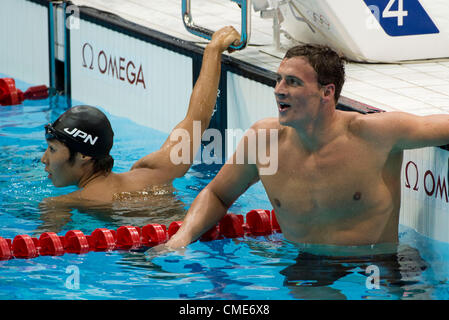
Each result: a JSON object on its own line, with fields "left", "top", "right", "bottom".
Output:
{"left": 1, "top": 74, "right": 449, "bottom": 300}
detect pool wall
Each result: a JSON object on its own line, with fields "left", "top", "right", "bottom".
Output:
{"left": 401, "top": 147, "right": 449, "bottom": 242}
{"left": 0, "top": 0, "right": 50, "bottom": 86}
{"left": 3, "top": 0, "right": 449, "bottom": 243}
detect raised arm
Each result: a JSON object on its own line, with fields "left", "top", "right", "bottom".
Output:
{"left": 131, "top": 26, "right": 241, "bottom": 180}
{"left": 165, "top": 138, "right": 261, "bottom": 248}
{"left": 392, "top": 112, "right": 449, "bottom": 150}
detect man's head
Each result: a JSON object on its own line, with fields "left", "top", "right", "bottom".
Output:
{"left": 283, "top": 44, "right": 346, "bottom": 103}
{"left": 41, "top": 105, "right": 114, "bottom": 187}
{"left": 274, "top": 44, "right": 346, "bottom": 126}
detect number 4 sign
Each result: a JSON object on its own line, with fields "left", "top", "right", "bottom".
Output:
{"left": 363, "top": 0, "right": 439, "bottom": 36}
{"left": 383, "top": 0, "right": 408, "bottom": 26}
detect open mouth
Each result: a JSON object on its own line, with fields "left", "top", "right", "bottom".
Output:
{"left": 45, "top": 169, "right": 52, "bottom": 179}
{"left": 278, "top": 102, "right": 291, "bottom": 112}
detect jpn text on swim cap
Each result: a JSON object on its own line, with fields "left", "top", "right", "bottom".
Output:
{"left": 64, "top": 127, "right": 99, "bottom": 145}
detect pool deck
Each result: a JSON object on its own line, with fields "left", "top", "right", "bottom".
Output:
{"left": 71, "top": 0, "right": 449, "bottom": 115}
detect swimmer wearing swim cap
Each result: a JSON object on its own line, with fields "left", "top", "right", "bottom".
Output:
{"left": 41, "top": 26, "right": 241, "bottom": 204}
{"left": 43, "top": 105, "right": 115, "bottom": 188}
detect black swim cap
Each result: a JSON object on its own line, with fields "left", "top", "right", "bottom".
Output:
{"left": 45, "top": 105, "right": 114, "bottom": 158}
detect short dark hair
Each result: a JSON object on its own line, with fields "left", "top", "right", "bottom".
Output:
{"left": 67, "top": 147, "right": 114, "bottom": 174}
{"left": 284, "top": 44, "right": 346, "bottom": 103}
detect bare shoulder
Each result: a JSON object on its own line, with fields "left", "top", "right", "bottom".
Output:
{"left": 250, "top": 117, "right": 281, "bottom": 130}
{"left": 121, "top": 167, "right": 172, "bottom": 186}
{"left": 347, "top": 111, "right": 406, "bottom": 139}
{"left": 40, "top": 191, "right": 86, "bottom": 207}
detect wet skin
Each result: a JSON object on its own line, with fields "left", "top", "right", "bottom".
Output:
{"left": 166, "top": 56, "right": 449, "bottom": 248}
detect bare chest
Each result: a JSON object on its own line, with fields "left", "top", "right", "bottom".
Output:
{"left": 259, "top": 137, "right": 387, "bottom": 219}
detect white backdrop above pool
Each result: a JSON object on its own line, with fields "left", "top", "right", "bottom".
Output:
{"left": 69, "top": 19, "right": 193, "bottom": 134}
{"left": 0, "top": 0, "right": 50, "bottom": 86}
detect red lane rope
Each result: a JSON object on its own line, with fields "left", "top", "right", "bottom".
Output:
{"left": 0, "top": 78, "right": 49, "bottom": 106}
{"left": 0, "top": 209, "right": 281, "bottom": 260}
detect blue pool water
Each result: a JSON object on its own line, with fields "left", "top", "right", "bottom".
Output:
{"left": 1, "top": 74, "right": 449, "bottom": 300}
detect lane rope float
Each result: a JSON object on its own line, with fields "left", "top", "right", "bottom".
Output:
{"left": 0, "top": 78, "right": 49, "bottom": 106}
{"left": 0, "top": 209, "right": 281, "bottom": 260}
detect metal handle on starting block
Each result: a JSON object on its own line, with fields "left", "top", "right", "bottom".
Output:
{"left": 182, "top": 0, "right": 251, "bottom": 50}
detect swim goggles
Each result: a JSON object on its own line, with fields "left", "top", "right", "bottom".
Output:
{"left": 45, "top": 123, "right": 63, "bottom": 141}
{"left": 44, "top": 123, "right": 104, "bottom": 157}
{"left": 44, "top": 123, "right": 73, "bottom": 148}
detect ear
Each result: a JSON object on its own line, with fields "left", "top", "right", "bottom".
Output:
{"left": 76, "top": 152, "right": 93, "bottom": 163}
{"left": 321, "top": 84, "right": 336, "bottom": 102}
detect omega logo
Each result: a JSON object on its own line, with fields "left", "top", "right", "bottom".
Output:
{"left": 82, "top": 42, "right": 146, "bottom": 89}
{"left": 405, "top": 160, "right": 449, "bottom": 203}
